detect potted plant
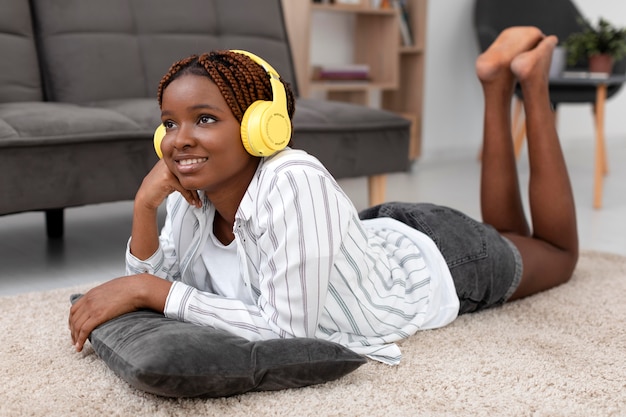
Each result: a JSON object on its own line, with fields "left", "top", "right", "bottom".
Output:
{"left": 563, "top": 17, "right": 626, "bottom": 73}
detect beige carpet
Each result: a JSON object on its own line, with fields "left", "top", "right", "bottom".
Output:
{"left": 1, "top": 251, "right": 625, "bottom": 417}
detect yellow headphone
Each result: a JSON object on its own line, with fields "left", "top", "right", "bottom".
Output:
{"left": 153, "top": 50, "right": 292, "bottom": 158}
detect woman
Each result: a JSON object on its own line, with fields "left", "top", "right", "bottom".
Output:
{"left": 69, "top": 27, "right": 578, "bottom": 365}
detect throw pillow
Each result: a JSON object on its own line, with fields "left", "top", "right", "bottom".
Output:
{"left": 70, "top": 294, "right": 366, "bottom": 398}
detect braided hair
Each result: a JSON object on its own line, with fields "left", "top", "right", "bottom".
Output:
{"left": 157, "top": 50, "right": 296, "bottom": 126}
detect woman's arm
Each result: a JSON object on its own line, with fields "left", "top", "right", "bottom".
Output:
{"left": 70, "top": 160, "right": 201, "bottom": 352}
{"left": 130, "top": 159, "right": 201, "bottom": 260}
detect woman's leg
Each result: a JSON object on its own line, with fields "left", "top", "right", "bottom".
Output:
{"left": 476, "top": 28, "right": 579, "bottom": 300}
{"left": 475, "top": 27, "right": 544, "bottom": 237}
{"left": 506, "top": 34, "right": 579, "bottom": 298}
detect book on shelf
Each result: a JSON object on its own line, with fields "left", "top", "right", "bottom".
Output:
{"left": 311, "top": 64, "right": 370, "bottom": 81}
{"left": 391, "top": 0, "right": 413, "bottom": 46}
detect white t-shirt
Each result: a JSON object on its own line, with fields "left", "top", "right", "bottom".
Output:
{"left": 202, "top": 229, "right": 254, "bottom": 305}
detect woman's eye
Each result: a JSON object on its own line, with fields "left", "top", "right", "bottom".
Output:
{"left": 163, "top": 120, "right": 175, "bottom": 129}
{"left": 199, "top": 115, "right": 216, "bottom": 125}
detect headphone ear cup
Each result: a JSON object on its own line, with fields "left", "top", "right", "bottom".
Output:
{"left": 153, "top": 124, "right": 166, "bottom": 159}
{"left": 240, "top": 98, "right": 291, "bottom": 157}
{"left": 241, "top": 100, "right": 271, "bottom": 157}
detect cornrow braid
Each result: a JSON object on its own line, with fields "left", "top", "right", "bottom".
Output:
{"left": 157, "top": 50, "right": 296, "bottom": 125}
{"left": 156, "top": 55, "right": 198, "bottom": 107}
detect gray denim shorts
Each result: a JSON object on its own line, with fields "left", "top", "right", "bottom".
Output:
{"left": 359, "top": 202, "right": 523, "bottom": 315}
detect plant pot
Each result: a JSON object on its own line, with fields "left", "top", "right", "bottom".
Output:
{"left": 588, "top": 54, "right": 613, "bottom": 74}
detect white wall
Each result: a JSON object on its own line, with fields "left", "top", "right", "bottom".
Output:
{"left": 422, "top": 0, "right": 626, "bottom": 160}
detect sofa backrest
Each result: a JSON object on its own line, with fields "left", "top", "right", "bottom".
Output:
{"left": 0, "top": 0, "right": 43, "bottom": 103}
{"left": 31, "top": 0, "right": 298, "bottom": 104}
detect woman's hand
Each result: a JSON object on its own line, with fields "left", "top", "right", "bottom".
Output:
{"left": 68, "top": 274, "right": 171, "bottom": 352}
{"left": 136, "top": 159, "right": 201, "bottom": 211}
{"left": 130, "top": 160, "right": 201, "bottom": 260}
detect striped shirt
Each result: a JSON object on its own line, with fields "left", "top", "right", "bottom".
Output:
{"left": 126, "top": 149, "right": 459, "bottom": 364}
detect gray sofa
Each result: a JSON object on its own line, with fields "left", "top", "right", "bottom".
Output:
{"left": 0, "top": 0, "right": 411, "bottom": 238}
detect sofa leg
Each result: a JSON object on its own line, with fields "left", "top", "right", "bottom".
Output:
{"left": 45, "top": 209, "right": 64, "bottom": 239}
{"left": 367, "top": 175, "right": 386, "bottom": 207}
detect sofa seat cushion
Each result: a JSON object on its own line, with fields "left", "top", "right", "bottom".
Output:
{"left": 292, "top": 98, "right": 411, "bottom": 178}
{"left": 0, "top": 102, "right": 144, "bottom": 145}
{"left": 0, "top": 101, "right": 157, "bottom": 215}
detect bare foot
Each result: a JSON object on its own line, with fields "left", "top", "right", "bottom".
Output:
{"left": 476, "top": 27, "right": 545, "bottom": 83}
{"left": 511, "top": 35, "right": 559, "bottom": 85}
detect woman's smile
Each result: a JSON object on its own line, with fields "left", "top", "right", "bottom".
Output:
{"left": 175, "top": 156, "right": 209, "bottom": 174}
{"left": 178, "top": 157, "right": 208, "bottom": 166}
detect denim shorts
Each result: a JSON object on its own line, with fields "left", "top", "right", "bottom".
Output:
{"left": 359, "top": 202, "right": 523, "bottom": 315}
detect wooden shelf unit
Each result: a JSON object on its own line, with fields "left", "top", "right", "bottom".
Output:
{"left": 282, "top": 0, "right": 427, "bottom": 159}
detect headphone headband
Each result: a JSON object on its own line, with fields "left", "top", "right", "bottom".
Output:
{"left": 230, "top": 49, "right": 281, "bottom": 80}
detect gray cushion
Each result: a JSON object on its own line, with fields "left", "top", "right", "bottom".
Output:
{"left": 70, "top": 294, "right": 366, "bottom": 398}
{"left": 32, "top": 0, "right": 297, "bottom": 103}
{"left": 0, "top": 103, "right": 154, "bottom": 215}
{"left": 0, "top": 102, "right": 141, "bottom": 144}
{"left": 0, "top": 0, "right": 43, "bottom": 102}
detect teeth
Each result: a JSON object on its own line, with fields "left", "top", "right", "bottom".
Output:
{"left": 179, "top": 158, "right": 207, "bottom": 166}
